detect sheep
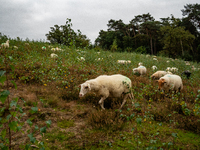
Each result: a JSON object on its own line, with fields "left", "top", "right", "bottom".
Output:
{"left": 13, "top": 46, "right": 18, "bottom": 50}
{"left": 133, "top": 65, "right": 147, "bottom": 76}
{"left": 185, "top": 61, "right": 190, "bottom": 66}
{"left": 42, "top": 46, "right": 46, "bottom": 50}
{"left": 50, "top": 53, "right": 58, "bottom": 59}
{"left": 157, "top": 74, "right": 183, "bottom": 93}
{"left": 1, "top": 40, "right": 9, "bottom": 48}
{"left": 117, "top": 60, "right": 131, "bottom": 64}
{"left": 153, "top": 58, "right": 158, "bottom": 61}
{"left": 181, "top": 70, "right": 191, "bottom": 79}
{"left": 152, "top": 65, "right": 157, "bottom": 71}
{"left": 151, "top": 71, "right": 168, "bottom": 80}
{"left": 77, "top": 57, "right": 85, "bottom": 61}
{"left": 79, "top": 74, "right": 134, "bottom": 110}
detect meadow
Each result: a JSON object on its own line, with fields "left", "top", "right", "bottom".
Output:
{"left": 0, "top": 39, "right": 200, "bottom": 149}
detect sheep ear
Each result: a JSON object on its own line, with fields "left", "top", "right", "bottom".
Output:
{"left": 79, "top": 84, "right": 81, "bottom": 87}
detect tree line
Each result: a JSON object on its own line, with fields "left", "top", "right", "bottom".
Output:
{"left": 95, "top": 3, "right": 200, "bottom": 62}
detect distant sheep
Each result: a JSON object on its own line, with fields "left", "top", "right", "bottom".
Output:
{"left": 79, "top": 74, "right": 134, "bottom": 110}
{"left": 13, "top": 46, "right": 18, "bottom": 50}
{"left": 50, "top": 53, "right": 58, "bottom": 59}
{"left": 133, "top": 65, "right": 147, "bottom": 76}
{"left": 181, "top": 70, "right": 191, "bottom": 79}
{"left": 152, "top": 65, "right": 157, "bottom": 71}
{"left": 157, "top": 74, "right": 183, "bottom": 93}
{"left": 117, "top": 60, "right": 131, "bottom": 64}
{"left": 42, "top": 46, "right": 46, "bottom": 50}
{"left": 166, "top": 67, "right": 178, "bottom": 72}
{"left": 153, "top": 58, "right": 158, "bottom": 61}
{"left": 185, "top": 61, "right": 190, "bottom": 66}
{"left": 77, "top": 57, "right": 85, "bottom": 61}
{"left": 1, "top": 40, "right": 9, "bottom": 48}
{"left": 151, "top": 71, "right": 168, "bottom": 80}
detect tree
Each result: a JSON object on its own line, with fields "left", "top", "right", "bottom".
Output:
{"left": 159, "top": 25, "right": 195, "bottom": 58}
{"left": 45, "top": 18, "right": 90, "bottom": 47}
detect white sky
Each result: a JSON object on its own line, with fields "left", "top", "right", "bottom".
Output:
{"left": 0, "top": 0, "right": 199, "bottom": 44}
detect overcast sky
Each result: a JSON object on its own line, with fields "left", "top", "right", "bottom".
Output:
{"left": 0, "top": 0, "right": 199, "bottom": 44}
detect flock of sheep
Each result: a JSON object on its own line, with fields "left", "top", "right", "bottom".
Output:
{"left": 79, "top": 60, "right": 194, "bottom": 110}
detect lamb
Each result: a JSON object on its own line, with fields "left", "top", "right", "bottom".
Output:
{"left": 157, "top": 74, "right": 183, "bottom": 92}
{"left": 79, "top": 74, "right": 134, "bottom": 110}
{"left": 151, "top": 71, "right": 168, "bottom": 80}
{"left": 181, "top": 70, "right": 191, "bottom": 79}
{"left": 133, "top": 65, "right": 147, "bottom": 76}
{"left": 1, "top": 40, "right": 9, "bottom": 48}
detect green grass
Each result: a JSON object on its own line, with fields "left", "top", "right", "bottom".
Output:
{"left": 0, "top": 39, "right": 200, "bottom": 149}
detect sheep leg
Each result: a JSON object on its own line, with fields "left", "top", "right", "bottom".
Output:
{"left": 120, "top": 94, "right": 128, "bottom": 109}
{"left": 99, "top": 97, "right": 107, "bottom": 110}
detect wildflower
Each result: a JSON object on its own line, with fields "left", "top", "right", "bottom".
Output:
{"left": 38, "top": 109, "right": 41, "bottom": 111}
{"left": 44, "top": 84, "right": 47, "bottom": 86}
{"left": 149, "top": 121, "right": 151, "bottom": 124}
{"left": 193, "top": 109, "right": 195, "bottom": 112}
{"left": 144, "top": 118, "right": 146, "bottom": 122}
{"left": 65, "top": 86, "right": 68, "bottom": 89}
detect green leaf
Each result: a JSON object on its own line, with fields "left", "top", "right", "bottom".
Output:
{"left": 0, "top": 143, "right": 8, "bottom": 150}
{"left": 46, "top": 120, "right": 52, "bottom": 127}
{"left": 10, "top": 80, "right": 17, "bottom": 89}
{"left": 35, "top": 125, "right": 39, "bottom": 131}
{"left": 0, "top": 90, "right": 10, "bottom": 103}
{"left": 134, "top": 102, "right": 140, "bottom": 108}
{"left": 0, "top": 76, "right": 6, "bottom": 84}
{"left": 27, "top": 119, "right": 33, "bottom": 127}
{"left": 40, "top": 127, "right": 46, "bottom": 135}
{"left": 6, "top": 114, "right": 12, "bottom": 120}
{"left": 28, "top": 133, "right": 36, "bottom": 143}
{"left": 10, "top": 100, "right": 17, "bottom": 107}
{"left": 25, "top": 144, "right": 30, "bottom": 150}
{"left": 1, "top": 129, "right": 7, "bottom": 139}
{"left": 172, "top": 133, "right": 178, "bottom": 138}
{"left": 9, "top": 121, "right": 18, "bottom": 132}
{"left": 0, "top": 70, "right": 6, "bottom": 77}
{"left": 136, "top": 118, "right": 142, "bottom": 125}
{"left": 17, "top": 126, "right": 22, "bottom": 131}
{"left": 31, "top": 107, "right": 38, "bottom": 113}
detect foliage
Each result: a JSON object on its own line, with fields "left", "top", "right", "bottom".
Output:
{"left": 45, "top": 18, "right": 90, "bottom": 48}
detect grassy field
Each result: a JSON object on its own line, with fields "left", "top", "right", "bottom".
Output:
{"left": 0, "top": 39, "right": 200, "bottom": 149}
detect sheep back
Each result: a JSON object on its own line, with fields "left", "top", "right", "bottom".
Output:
{"left": 151, "top": 71, "right": 167, "bottom": 80}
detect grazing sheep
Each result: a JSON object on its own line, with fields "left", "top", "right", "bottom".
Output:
{"left": 133, "top": 65, "right": 147, "bottom": 76}
{"left": 157, "top": 74, "right": 183, "bottom": 93}
{"left": 152, "top": 65, "right": 157, "bottom": 71}
{"left": 117, "top": 60, "right": 131, "bottom": 64}
{"left": 77, "top": 57, "right": 85, "bottom": 61}
{"left": 50, "top": 53, "right": 58, "bottom": 59}
{"left": 181, "top": 70, "right": 191, "bottom": 79}
{"left": 42, "top": 46, "right": 46, "bottom": 50}
{"left": 13, "top": 46, "right": 18, "bottom": 50}
{"left": 1, "top": 40, "right": 9, "bottom": 48}
{"left": 79, "top": 74, "right": 134, "bottom": 110}
{"left": 153, "top": 58, "right": 158, "bottom": 61}
{"left": 151, "top": 71, "right": 168, "bottom": 80}
{"left": 170, "top": 67, "right": 178, "bottom": 72}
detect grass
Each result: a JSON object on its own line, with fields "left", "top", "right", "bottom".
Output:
{"left": 0, "top": 39, "right": 200, "bottom": 149}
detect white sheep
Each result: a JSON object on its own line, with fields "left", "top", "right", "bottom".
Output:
{"left": 42, "top": 46, "right": 46, "bottom": 50}
{"left": 77, "top": 57, "right": 85, "bottom": 61}
{"left": 153, "top": 58, "right": 158, "bottom": 61}
{"left": 1, "top": 40, "right": 9, "bottom": 48}
{"left": 133, "top": 65, "right": 147, "bottom": 76}
{"left": 50, "top": 53, "right": 58, "bottom": 59}
{"left": 79, "top": 74, "right": 134, "bottom": 110}
{"left": 13, "top": 46, "right": 18, "bottom": 50}
{"left": 117, "top": 60, "right": 131, "bottom": 64}
{"left": 151, "top": 71, "right": 168, "bottom": 80}
{"left": 157, "top": 74, "right": 183, "bottom": 92}
{"left": 152, "top": 65, "right": 157, "bottom": 71}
